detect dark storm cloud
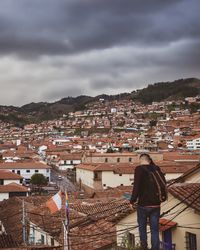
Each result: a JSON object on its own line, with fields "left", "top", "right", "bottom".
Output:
{"left": 0, "top": 0, "right": 199, "bottom": 57}
{"left": 0, "top": 0, "right": 199, "bottom": 105}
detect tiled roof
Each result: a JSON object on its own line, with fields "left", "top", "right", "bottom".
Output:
{"left": 60, "top": 154, "right": 82, "bottom": 161}
{"left": 76, "top": 163, "right": 136, "bottom": 173}
{"left": 169, "top": 183, "right": 200, "bottom": 213}
{"left": 77, "top": 162, "right": 195, "bottom": 174}
{"left": 159, "top": 218, "right": 177, "bottom": 232}
{"left": 0, "top": 195, "right": 133, "bottom": 249}
{"left": 0, "top": 183, "right": 28, "bottom": 193}
{"left": 70, "top": 198, "right": 132, "bottom": 222}
{"left": 70, "top": 219, "right": 116, "bottom": 250}
{"left": 0, "top": 234, "right": 19, "bottom": 248}
{"left": 0, "top": 170, "right": 23, "bottom": 180}
{"left": 0, "top": 196, "right": 52, "bottom": 244}
{"left": 91, "top": 186, "right": 133, "bottom": 199}
{"left": 0, "top": 162, "right": 51, "bottom": 169}
{"left": 86, "top": 152, "right": 138, "bottom": 157}
{"left": 163, "top": 152, "right": 200, "bottom": 161}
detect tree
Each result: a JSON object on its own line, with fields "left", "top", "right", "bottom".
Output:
{"left": 107, "top": 147, "right": 115, "bottom": 153}
{"left": 149, "top": 120, "right": 157, "bottom": 127}
{"left": 30, "top": 173, "right": 48, "bottom": 186}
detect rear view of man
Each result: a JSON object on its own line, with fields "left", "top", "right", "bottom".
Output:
{"left": 130, "top": 153, "right": 167, "bottom": 250}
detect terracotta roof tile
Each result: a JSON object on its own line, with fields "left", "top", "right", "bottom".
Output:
{"left": 0, "top": 170, "right": 23, "bottom": 180}
{"left": 169, "top": 183, "right": 200, "bottom": 213}
{"left": 159, "top": 218, "right": 177, "bottom": 231}
{"left": 0, "top": 162, "right": 51, "bottom": 169}
{"left": 0, "top": 234, "right": 19, "bottom": 248}
{"left": 0, "top": 183, "right": 29, "bottom": 193}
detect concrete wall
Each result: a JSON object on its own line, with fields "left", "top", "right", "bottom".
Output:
{"left": 0, "top": 193, "right": 9, "bottom": 201}
{"left": 76, "top": 168, "right": 94, "bottom": 189}
{"left": 165, "top": 173, "right": 182, "bottom": 181}
{"left": 4, "top": 179, "right": 20, "bottom": 185}
{"left": 83, "top": 153, "right": 163, "bottom": 164}
{"left": 184, "top": 170, "right": 200, "bottom": 183}
{"left": 84, "top": 155, "right": 138, "bottom": 164}
{"left": 102, "top": 171, "right": 133, "bottom": 188}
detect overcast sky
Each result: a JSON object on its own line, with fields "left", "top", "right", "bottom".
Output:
{"left": 0, "top": 0, "right": 199, "bottom": 106}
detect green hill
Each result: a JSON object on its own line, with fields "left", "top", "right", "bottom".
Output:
{"left": 132, "top": 78, "right": 200, "bottom": 104}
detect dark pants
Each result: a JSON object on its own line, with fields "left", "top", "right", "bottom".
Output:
{"left": 137, "top": 206, "right": 160, "bottom": 250}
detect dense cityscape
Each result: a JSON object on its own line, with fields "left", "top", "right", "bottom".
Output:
{"left": 0, "top": 93, "right": 199, "bottom": 249}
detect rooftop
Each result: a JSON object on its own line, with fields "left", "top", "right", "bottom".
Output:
{"left": 0, "top": 170, "right": 23, "bottom": 180}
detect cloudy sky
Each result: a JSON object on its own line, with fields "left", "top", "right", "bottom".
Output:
{"left": 0, "top": 0, "right": 200, "bottom": 106}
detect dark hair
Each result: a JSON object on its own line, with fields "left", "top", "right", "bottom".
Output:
{"left": 139, "top": 153, "right": 155, "bottom": 165}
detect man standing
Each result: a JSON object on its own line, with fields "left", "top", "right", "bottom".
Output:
{"left": 130, "top": 154, "right": 166, "bottom": 250}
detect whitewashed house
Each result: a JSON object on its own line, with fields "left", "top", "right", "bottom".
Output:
{"left": 186, "top": 137, "right": 200, "bottom": 150}
{"left": 0, "top": 162, "right": 51, "bottom": 184}
{"left": 0, "top": 170, "right": 23, "bottom": 185}
{"left": 0, "top": 183, "right": 29, "bottom": 201}
{"left": 76, "top": 163, "right": 134, "bottom": 191}
{"left": 57, "top": 154, "right": 82, "bottom": 171}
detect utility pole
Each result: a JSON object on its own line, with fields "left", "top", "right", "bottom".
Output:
{"left": 22, "top": 199, "right": 27, "bottom": 245}
{"left": 61, "top": 189, "right": 70, "bottom": 250}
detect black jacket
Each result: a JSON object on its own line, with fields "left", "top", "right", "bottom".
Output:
{"left": 130, "top": 164, "right": 162, "bottom": 206}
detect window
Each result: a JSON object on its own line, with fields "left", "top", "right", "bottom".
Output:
{"left": 0, "top": 180, "right": 3, "bottom": 185}
{"left": 186, "top": 232, "right": 197, "bottom": 250}
{"left": 127, "top": 233, "right": 135, "bottom": 247}
{"left": 41, "top": 234, "right": 45, "bottom": 245}
{"left": 105, "top": 158, "right": 108, "bottom": 163}
{"left": 129, "top": 158, "right": 132, "bottom": 162}
{"left": 119, "top": 174, "right": 122, "bottom": 176}
{"left": 35, "top": 170, "right": 39, "bottom": 173}
{"left": 117, "top": 158, "right": 120, "bottom": 163}
{"left": 51, "top": 238, "right": 54, "bottom": 246}
{"left": 12, "top": 170, "right": 15, "bottom": 173}
{"left": 47, "top": 169, "right": 49, "bottom": 173}
{"left": 26, "top": 170, "right": 30, "bottom": 173}
{"left": 103, "top": 184, "right": 106, "bottom": 187}
{"left": 94, "top": 172, "right": 98, "bottom": 179}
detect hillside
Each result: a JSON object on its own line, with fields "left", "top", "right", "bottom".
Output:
{"left": 0, "top": 78, "right": 199, "bottom": 126}
{"left": 132, "top": 78, "right": 200, "bottom": 104}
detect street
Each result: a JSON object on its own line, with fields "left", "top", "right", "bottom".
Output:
{"left": 51, "top": 169, "right": 77, "bottom": 193}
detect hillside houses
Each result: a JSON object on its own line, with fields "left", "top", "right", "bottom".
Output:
{"left": 0, "top": 95, "right": 199, "bottom": 249}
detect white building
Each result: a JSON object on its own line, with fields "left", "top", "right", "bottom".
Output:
{"left": 76, "top": 163, "right": 134, "bottom": 191}
{"left": 0, "top": 183, "right": 29, "bottom": 201}
{"left": 29, "top": 222, "right": 59, "bottom": 246}
{"left": 186, "top": 137, "right": 200, "bottom": 150}
{"left": 0, "top": 162, "right": 51, "bottom": 183}
{"left": 57, "top": 154, "right": 82, "bottom": 171}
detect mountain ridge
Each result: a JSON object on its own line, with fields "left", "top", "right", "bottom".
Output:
{"left": 0, "top": 77, "right": 200, "bottom": 126}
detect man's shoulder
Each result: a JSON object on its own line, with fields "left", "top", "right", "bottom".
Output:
{"left": 135, "top": 165, "right": 146, "bottom": 172}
